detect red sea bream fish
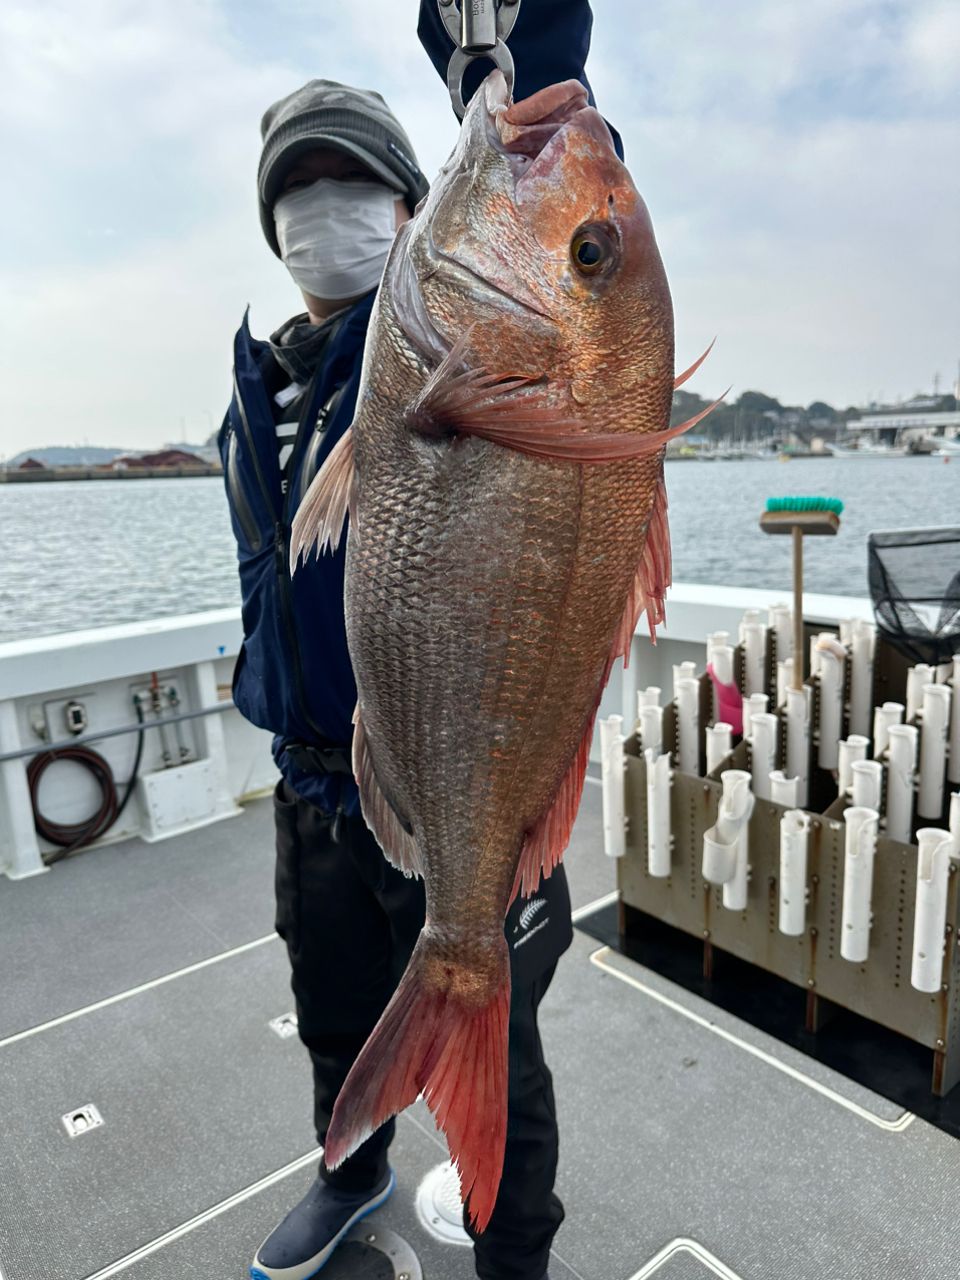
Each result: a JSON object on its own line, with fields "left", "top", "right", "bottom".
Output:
{"left": 291, "top": 71, "right": 714, "bottom": 1229}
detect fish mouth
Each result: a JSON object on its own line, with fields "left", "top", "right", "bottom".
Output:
{"left": 482, "top": 74, "right": 617, "bottom": 190}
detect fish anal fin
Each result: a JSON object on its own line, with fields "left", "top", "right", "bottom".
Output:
{"left": 511, "top": 719, "right": 593, "bottom": 905}
{"left": 325, "top": 934, "right": 510, "bottom": 1232}
{"left": 353, "top": 711, "right": 423, "bottom": 879}
{"left": 290, "top": 426, "right": 355, "bottom": 573}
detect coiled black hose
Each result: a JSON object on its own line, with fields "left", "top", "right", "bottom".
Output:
{"left": 28, "top": 706, "right": 145, "bottom": 866}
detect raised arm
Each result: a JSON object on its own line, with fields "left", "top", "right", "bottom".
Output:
{"left": 417, "top": 0, "right": 623, "bottom": 158}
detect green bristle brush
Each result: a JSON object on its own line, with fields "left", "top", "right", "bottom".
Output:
{"left": 760, "top": 496, "right": 844, "bottom": 688}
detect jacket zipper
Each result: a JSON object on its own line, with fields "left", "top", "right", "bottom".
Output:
{"left": 225, "top": 430, "right": 262, "bottom": 551}
{"left": 297, "top": 387, "right": 344, "bottom": 507}
{"left": 234, "top": 371, "right": 330, "bottom": 745}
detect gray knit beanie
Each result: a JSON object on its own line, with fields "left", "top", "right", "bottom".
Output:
{"left": 258, "top": 79, "right": 429, "bottom": 257}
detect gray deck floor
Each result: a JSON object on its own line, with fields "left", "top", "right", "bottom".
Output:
{"left": 1, "top": 770, "right": 959, "bottom": 1280}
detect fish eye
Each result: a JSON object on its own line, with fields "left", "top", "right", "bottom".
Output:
{"left": 570, "top": 223, "right": 618, "bottom": 277}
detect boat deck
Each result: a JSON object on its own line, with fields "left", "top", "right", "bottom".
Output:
{"left": 2, "top": 772, "right": 959, "bottom": 1280}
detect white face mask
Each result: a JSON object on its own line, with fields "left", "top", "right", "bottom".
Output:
{"left": 273, "top": 178, "right": 401, "bottom": 302}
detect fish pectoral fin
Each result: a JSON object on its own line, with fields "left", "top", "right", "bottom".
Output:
{"left": 511, "top": 716, "right": 593, "bottom": 904}
{"left": 289, "top": 426, "right": 356, "bottom": 573}
{"left": 612, "top": 473, "right": 671, "bottom": 652}
{"left": 674, "top": 337, "right": 716, "bottom": 389}
{"left": 353, "top": 711, "right": 423, "bottom": 879}
{"left": 407, "top": 331, "right": 717, "bottom": 463}
{"left": 324, "top": 934, "right": 510, "bottom": 1233}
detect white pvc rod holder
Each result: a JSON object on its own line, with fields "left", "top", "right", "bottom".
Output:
{"left": 638, "top": 685, "right": 661, "bottom": 712}
{"left": 600, "top": 716, "right": 626, "bottom": 859}
{"left": 703, "top": 769, "right": 754, "bottom": 911}
{"left": 816, "top": 643, "right": 845, "bottom": 771}
{"left": 885, "top": 724, "right": 918, "bottom": 844}
{"left": 742, "top": 693, "right": 768, "bottom": 744}
{"left": 907, "top": 664, "right": 936, "bottom": 723}
{"left": 949, "top": 657, "right": 960, "bottom": 786}
{"left": 911, "top": 827, "right": 956, "bottom": 992}
{"left": 738, "top": 610, "right": 763, "bottom": 642}
{"left": 851, "top": 759, "right": 883, "bottom": 812}
{"left": 706, "top": 723, "right": 732, "bottom": 775}
{"left": 639, "top": 703, "right": 663, "bottom": 759}
{"left": 776, "top": 659, "right": 792, "bottom": 709}
{"left": 779, "top": 809, "right": 810, "bottom": 936}
{"left": 676, "top": 677, "right": 700, "bottom": 775}
{"left": 952, "top": 792, "right": 960, "bottom": 849}
{"left": 751, "top": 712, "right": 778, "bottom": 802}
{"left": 838, "top": 735, "right": 870, "bottom": 797}
{"left": 646, "top": 748, "right": 672, "bottom": 877}
{"left": 742, "top": 623, "right": 767, "bottom": 697}
{"left": 672, "top": 661, "right": 697, "bottom": 703}
{"left": 770, "top": 771, "right": 801, "bottom": 808}
{"left": 918, "top": 684, "right": 951, "bottom": 821}
{"left": 711, "top": 644, "right": 734, "bottom": 687}
{"left": 841, "top": 807, "right": 879, "bottom": 963}
{"left": 848, "top": 620, "right": 876, "bottom": 737}
{"left": 768, "top": 602, "right": 793, "bottom": 661}
{"left": 706, "top": 632, "right": 731, "bottom": 669}
{"left": 873, "top": 702, "right": 904, "bottom": 759}
{"left": 785, "top": 686, "right": 810, "bottom": 808}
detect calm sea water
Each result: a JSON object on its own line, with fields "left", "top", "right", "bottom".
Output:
{"left": 1, "top": 457, "right": 956, "bottom": 643}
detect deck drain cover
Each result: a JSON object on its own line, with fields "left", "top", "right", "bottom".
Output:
{"left": 320, "top": 1225, "right": 421, "bottom": 1279}
{"left": 62, "top": 1104, "right": 103, "bottom": 1138}
{"left": 269, "top": 1012, "right": 299, "bottom": 1039}
{"left": 415, "top": 1161, "right": 471, "bottom": 1246}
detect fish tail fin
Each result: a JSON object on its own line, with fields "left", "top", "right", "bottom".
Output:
{"left": 324, "top": 932, "right": 510, "bottom": 1233}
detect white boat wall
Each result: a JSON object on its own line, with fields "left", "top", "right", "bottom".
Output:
{"left": 1, "top": 585, "right": 875, "bottom": 881}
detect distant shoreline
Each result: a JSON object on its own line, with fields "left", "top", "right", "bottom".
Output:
{"left": 0, "top": 466, "right": 222, "bottom": 484}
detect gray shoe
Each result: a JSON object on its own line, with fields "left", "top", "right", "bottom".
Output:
{"left": 250, "top": 1169, "right": 395, "bottom": 1280}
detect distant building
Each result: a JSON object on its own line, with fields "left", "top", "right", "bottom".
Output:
{"left": 17, "top": 457, "right": 46, "bottom": 471}
{"left": 111, "top": 448, "right": 208, "bottom": 470}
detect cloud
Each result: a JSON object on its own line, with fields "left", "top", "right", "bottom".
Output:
{"left": 0, "top": 0, "right": 957, "bottom": 456}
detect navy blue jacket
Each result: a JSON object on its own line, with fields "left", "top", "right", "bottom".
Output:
{"left": 221, "top": 0, "right": 609, "bottom": 815}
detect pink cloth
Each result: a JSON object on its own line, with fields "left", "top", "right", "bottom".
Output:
{"left": 707, "top": 663, "right": 743, "bottom": 735}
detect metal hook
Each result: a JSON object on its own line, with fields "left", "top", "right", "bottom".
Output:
{"left": 438, "top": 0, "right": 521, "bottom": 119}
{"left": 446, "top": 40, "right": 516, "bottom": 120}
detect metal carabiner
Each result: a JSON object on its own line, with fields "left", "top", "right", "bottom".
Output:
{"left": 437, "top": 0, "right": 521, "bottom": 120}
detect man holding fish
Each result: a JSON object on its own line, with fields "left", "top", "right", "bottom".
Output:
{"left": 219, "top": 3, "right": 675, "bottom": 1278}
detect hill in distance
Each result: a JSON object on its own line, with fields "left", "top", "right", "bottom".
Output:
{"left": 6, "top": 446, "right": 126, "bottom": 468}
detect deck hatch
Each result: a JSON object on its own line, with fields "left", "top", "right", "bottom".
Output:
{"left": 268, "top": 1012, "right": 299, "bottom": 1039}
{"left": 415, "top": 1161, "right": 471, "bottom": 1246}
{"left": 61, "top": 1104, "right": 103, "bottom": 1139}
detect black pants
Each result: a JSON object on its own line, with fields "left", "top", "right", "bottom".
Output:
{"left": 273, "top": 779, "right": 565, "bottom": 1280}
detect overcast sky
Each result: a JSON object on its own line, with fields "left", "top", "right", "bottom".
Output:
{"left": 0, "top": 0, "right": 957, "bottom": 457}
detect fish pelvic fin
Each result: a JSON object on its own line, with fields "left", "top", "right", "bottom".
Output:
{"left": 353, "top": 709, "right": 423, "bottom": 879}
{"left": 406, "top": 331, "right": 718, "bottom": 464}
{"left": 613, "top": 473, "right": 672, "bottom": 652}
{"left": 324, "top": 933, "right": 510, "bottom": 1233}
{"left": 511, "top": 714, "right": 593, "bottom": 904}
{"left": 289, "top": 426, "right": 356, "bottom": 573}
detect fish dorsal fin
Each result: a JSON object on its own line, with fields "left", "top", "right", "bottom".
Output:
{"left": 353, "top": 710, "right": 424, "bottom": 879}
{"left": 509, "top": 476, "right": 673, "bottom": 904}
{"left": 510, "top": 718, "right": 593, "bottom": 905}
{"left": 290, "top": 426, "right": 356, "bottom": 572}
{"left": 612, "top": 474, "right": 671, "bottom": 654}
{"left": 407, "top": 332, "right": 718, "bottom": 464}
